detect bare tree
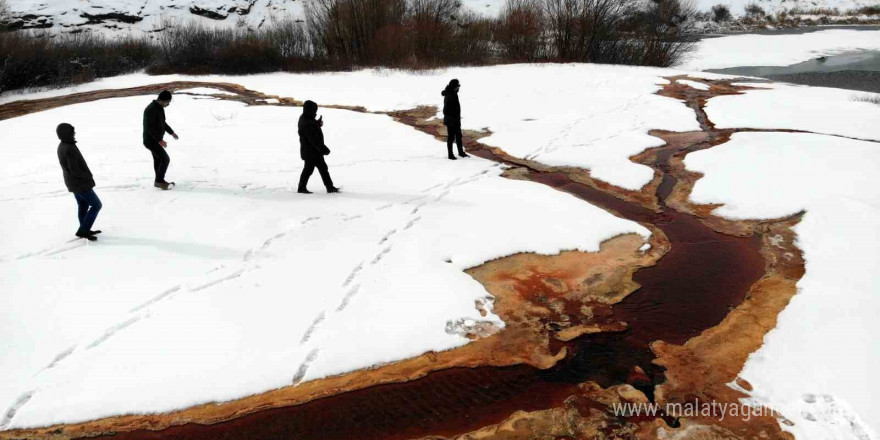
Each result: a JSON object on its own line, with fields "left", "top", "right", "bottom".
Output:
{"left": 543, "top": 0, "right": 583, "bottom": 60}
{"left": 408, "top": 0, "right": 461, "bottom": 62}
{"left": 307, "top": 0, "right": 407, "bottom": 63}
{"left": 495, "top": 0, "right": 546, "bottom": 61}
{"left": 543, "top": 0, "right": 633, "bottom": 62}
{"left": 0, "top": 0, "right": 9, "bottom": 93}
{"left": 622, "top": 0, "right": 698, "bottom": 66}
{"left": 0, "top": 0, "right": 10, "bottom": 32}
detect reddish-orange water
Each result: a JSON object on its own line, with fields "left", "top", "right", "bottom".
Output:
{"left": 99, "top": 142, "right": 764, "bottom": 440}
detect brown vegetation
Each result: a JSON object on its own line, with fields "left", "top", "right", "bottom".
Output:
{"left": 0, "top": 0, "right": 698, "bottom": 94}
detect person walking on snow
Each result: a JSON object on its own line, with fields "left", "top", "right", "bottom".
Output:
{"left": 297, "top": 100, "right": 340, "bottom": 194}
{"left": 56, "top": 123, "right": 102, "bottom": 242}
{"left": 143, "top": 90, "right": 179, "bottom": 190}
{"left": 442, "top": 79, "right": 468, "bottom": 160}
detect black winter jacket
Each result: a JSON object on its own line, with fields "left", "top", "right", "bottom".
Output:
{"left": 143, "top": 100, "right": 175, "bottom": 146}
{"left": 56, "top": 124, "right": 96, "bottom": 193}
{"left": 298, "top": 102, "right": 330, "bottom": 161}
{"left": 441, "top": 88, "right": 461, "bottom": 126}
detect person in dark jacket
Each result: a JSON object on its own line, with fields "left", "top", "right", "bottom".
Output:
{"left": 297, "top": 100, "right": 339, "bottom": 194}
{"left": 441, "top": 79, "right": 468, "bottom": 160}
{"left": 56, "top": 123, "right": 102, "bottom": 241}
{"left": 143, "top": 90, "right": 179, "bottom": 190}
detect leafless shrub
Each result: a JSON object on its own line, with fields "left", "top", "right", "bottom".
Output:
{"left": 541, "top": 0, "right": 696, "bottom": 66}
{"left": 852, "top": 94, "right": 880, "bottom": 105}
{"left": 152, "top": 17, "right": 314, "bottom": 74}
{"left": 409, "top": 0, "right": 461, "bottom": 63}
{"left": 447, "top": 10, "right": 494, "bottom": 65}
{"left": 711, "top": 3, "right": 731, "bottom": 22}
{"left": 0, "top": 31, "right": 154, "bottom": 94}
{"left": 306, "top": 0, "right": 491, "bottom": 67}
{"left": 623, "top": 0, "right": 699, "bottom": 66}
{"left": 494, "top": 0, "right": 547, "bottom": 61}
{"left": 544, "top": 0, "right": 634, "bottom": 61}
{"left": 693, "top": 9, "right": 712, "bottom": 21}
{"left": 0, "top": 0, "right": 697, "bottom": 93}
{"left": 848, "top": 5, "right": 880, "bottom": 15}
{"left": 744, "top": 2, "right": 765, "bottom": 18}
{"left": 788, "top": 7, "right": 839, "bottom": 15}
{"left": 306, "top": 0, "right": 407, "bottom": 64}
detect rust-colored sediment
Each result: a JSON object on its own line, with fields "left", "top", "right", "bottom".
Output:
{"left": 0, "top": 233, "right": 662, "bottom": 440}
{"left": 0, "top": 82, "right": 367, "bottom": 122}
{"left": 1, "top": 75, "right": 807, "bottom": 440}
{"left": 386, "top": 76, "right": 804, "bottom": 440}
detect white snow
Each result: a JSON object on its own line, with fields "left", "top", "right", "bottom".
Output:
{"left": 4, "top": 58, "right": 876, "bottom": 438}
{"left": 0, "top": 70, "right": 655, "bottom": 429}
{"left": 705, "top": 82, "right": 880, "bottom": 140}
{"left": 0, "top": 64, "right": 702, "bottom": 190}
{"left": 177, "top": 87, "right": 239, "bottom": 96}
{"left": 3, "top": 0, "right": 307, "bottom": 36}
{"left": 678, "top": 79, "right": 711, "bottom": 90}
{"left": 692, "top": 0, "right": 880, "bottom": 15}
{"left": 2, "top": 0, "right": 497, "bottom": 35}
{"left": 681, "top": 29, "right": 880, "bottom": 71}
{"left": 684, "top": 132, "right": 880, "bottom": 438}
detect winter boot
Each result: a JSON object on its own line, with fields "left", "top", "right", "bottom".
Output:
{"left": 76, "top": 231, "right": 98, "bottom": 241}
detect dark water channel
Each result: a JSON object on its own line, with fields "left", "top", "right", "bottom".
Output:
{"left": 99, "top": 139, "right": 765, "bottom": 440}
{"left": 707, "top": 50, "right": 880, "bottom": 93}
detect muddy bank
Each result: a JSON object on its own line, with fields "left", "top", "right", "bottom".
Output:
{"left": 1, "top": 77, "right": 806, "bottom": 440}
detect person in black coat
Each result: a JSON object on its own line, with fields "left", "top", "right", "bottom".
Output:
{"left": 143, "top": 90, "right": 179, "bottom": 190}
{"left": 441, "top": 79, "right": 468, "bottom": 160}
{"left": 297, "top": 100, "right": 339, "bottom": 194}
{"left": 56, "top": 123, "right": 102, "bottom": 241}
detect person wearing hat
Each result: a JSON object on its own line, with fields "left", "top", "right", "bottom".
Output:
{"left": 56, "top": 123, "right": 102, "bottom": 241}
{"left": 142, "top": 90, "right": 179, "bottom": 190}
{"left": 441, "top": 79, "right": 468, "bottom": 160}
{"left": 297, "top": 100, "right": 340, "bottom": 194}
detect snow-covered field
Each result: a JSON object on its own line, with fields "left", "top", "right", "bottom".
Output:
{"left": 686, "top": 90, "right": 880, "bottom": 437}
{"left": 682, "top": 29, "right": 880, "bottom": 70}
{"left": 0, "top": 65, "right": 703, "bottom": 190}
{"left": 706, "top": 82, "right": 880, "bottom": 139}
{"left": 0, "top": 65, "right": 675, "bottom": 429}
{"left": 1, "top": 56, "right": 879, "bottom": 438}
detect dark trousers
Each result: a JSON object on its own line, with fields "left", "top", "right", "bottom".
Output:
{"left": 446, "top": 124, "right": 464, "bottom": 156}
{"left": 74, "top": 189, "right": 102, "bottom": 235}
{"left": 298, "top": 157, "right": 334, "bottom": 191}
{"left": 145, "top": 143, "right": 170, "bottom": 183}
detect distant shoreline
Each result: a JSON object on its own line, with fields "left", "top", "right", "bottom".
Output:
{"left": 699, "top": 23, "right": 880, "bottom": 39}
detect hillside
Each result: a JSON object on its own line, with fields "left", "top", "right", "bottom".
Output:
{"left": 1, "top": 0, "right": 502, "bottom": 35}
{"left": 2, "top": 0, "right": 304, "bottom": 34}
{"left": 693, "top": 0, "right": 879, "bottom": 15}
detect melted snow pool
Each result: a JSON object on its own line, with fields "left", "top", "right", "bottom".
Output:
{"left": 706, "top": 50, "right": 880, "bottom": 92}
{"left": 707, "top": 50, "right": 880, "bottom": 76}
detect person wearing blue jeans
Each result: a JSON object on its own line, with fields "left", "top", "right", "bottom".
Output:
{"left": 56, "top": 123, "right": 102, "bottom": 241}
